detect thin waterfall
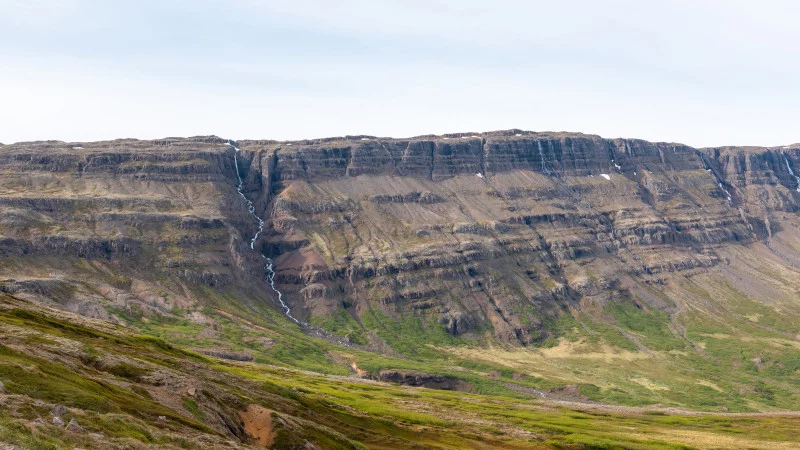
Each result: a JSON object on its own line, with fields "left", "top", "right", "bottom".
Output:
{"left": 718, "top": 183, "right": 733, "bottom": 204}
{"left": 698, "top": 152, "right": 733, "bottom": 206}
{"left": 781, "top": 151, "right": 800, "bottom": 193}
{"left": 265, "top": 257, "right": 299, "bottom": 324}
{"left": 231, "top": 141, "right": 264, "bottom": 249}
{"left": 229, "top": 141, "right": 301, "bottom": 325}
{"left": 537, "top": 140, "right": 548, "bottom": 174}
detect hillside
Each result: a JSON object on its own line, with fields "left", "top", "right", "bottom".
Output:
{"left": 1, "top": 130, "right": 800, "bottom": 448}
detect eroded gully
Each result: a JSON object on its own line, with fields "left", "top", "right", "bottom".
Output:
{"left": 229, "top": 141, "right": 300, "bottom": 325}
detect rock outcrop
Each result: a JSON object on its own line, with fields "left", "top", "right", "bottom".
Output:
{"left": 376, "top": 370, "right": 475, "bottom": 392}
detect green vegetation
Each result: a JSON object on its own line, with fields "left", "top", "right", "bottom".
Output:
{"left": 2, "top": 286, "right": 800, "bottom": 449}
{"left": 361, "top": 310, "right": 459, "bottom": 358}
{"left": 311, "top": 308, "right": 368, "bottom": 345}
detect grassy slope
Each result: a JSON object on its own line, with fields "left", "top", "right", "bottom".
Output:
{"left": 110, "top": 237, "right": 800, "bottom": 417}
{"left": 1, "top": 293, "right": 799, "bottom": 450}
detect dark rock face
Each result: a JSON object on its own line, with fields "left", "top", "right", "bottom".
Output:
{"left": 3, "top": 131, "right": 800, "bottom": 348}
{"left": 239, "top": 133, "right": 721, "bottom": 185}
{"left": 0, "top": 136, "right": 269, "bottom": 325}
{"left": 0, "top": 137, "right": 234, "bottom": 182}
{"left": 367, "top": 192, "right": 444, "bottom": 204}
{"left": 0, "top": 236, "right": 142, "bottom": 258}
{"left": 376, "top": 370, "right": 475, "bottom": 392}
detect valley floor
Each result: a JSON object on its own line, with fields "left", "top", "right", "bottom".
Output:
{"left": 1, "top": 293, "right": 799, "bottom": 450}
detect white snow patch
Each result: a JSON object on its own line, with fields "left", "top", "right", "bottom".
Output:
{"left": 600, "top": 174, "right": 611, "bottom": 181}
{"left": 476, "top": 173, "right": 484, "bottom": 179}
{"left": 614, "top": 163, "right": 622, "bottom": 170}
{"left": 72, "top": 146, "right": 83, "bottom": 150}
{"left": 286, "top": 143, "right": 293, "bottom": 146}
{"left": 443, "top": 137, "right": 450, "bottom": 140}
{"left": 515, "top": 133, "right": 522, "bottom": 137}
{"left": 361, "top": 138, "right": 369, "bottom": 141}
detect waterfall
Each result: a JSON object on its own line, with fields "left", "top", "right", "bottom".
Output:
{"left": 231, "top": 141, "right": 264, "bottom": 249}
{"left": 537, "top": 140, "right": 548, "bottom": 174}
{"left": 782, "top": 151, "right": 800, "bottom": 193}
{"left": 698, "top": 152, "right": 733, "bottom": 206}
{"left": 266, "top": 257, "right": 300, "bottom": 324}
{"left": 229, "top": 141, "right": 301, "bottom": 325}
{"left": 718, "top": 183, "right": 733, "bottom": 204}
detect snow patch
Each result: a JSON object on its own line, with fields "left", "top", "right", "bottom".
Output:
{"left": 476, "top": 173, "right": 484, "bottom": 179}
{"left": 515, "top": 133, "right": 522, "bottom": 137}
{"left": 600, "top": 174, "right": 611, "bottom": 181}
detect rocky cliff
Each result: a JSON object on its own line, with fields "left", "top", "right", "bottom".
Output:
{"left": 2, "top": 131, "right": 799, "bottom": 345}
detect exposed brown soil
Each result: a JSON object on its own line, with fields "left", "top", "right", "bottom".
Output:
{"left": 239, "top": 404, "right": 275, "bottom": 448}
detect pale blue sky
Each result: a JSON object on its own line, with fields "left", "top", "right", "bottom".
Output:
{"left": 2, "top": 0, "right": 799, "bottom": 147}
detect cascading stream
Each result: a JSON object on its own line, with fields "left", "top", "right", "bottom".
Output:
{"left": 231, "top": 142, "right": 264, "bottom": 249}
{"left": 781, "top": 151, "right": 800, "bottom": 193}
{"left": 265, "top": 258, "right": 299, "bottom": 324}
{"left": 698, "top": 152, "right": 733, "bottom": 205}
{"left": 229, "top": 141, "right": 301, "bottom": 325}
{"left": 537, "top": 140, "right": 548, "bottom": 174}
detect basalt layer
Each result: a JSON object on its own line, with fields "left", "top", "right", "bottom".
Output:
{"left": 3, "top": 130, "right": 798, "bottom": 347}
{"left": 235, "top": 131, "right": 800, "bottom": 343}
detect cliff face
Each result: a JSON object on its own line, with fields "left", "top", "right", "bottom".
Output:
{"left": 2, "top": 131, "right": 799, "bottom": 344}
{"left": 233, "top": 131, "right": 800, "bottom": 343}
{"left": 0, "top": 137, "right": 271, "bottom": 321}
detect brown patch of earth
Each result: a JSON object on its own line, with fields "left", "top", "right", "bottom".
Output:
{"left": 240, "top": 404, "right": 275, "bottom": 448}
{"left": 350, "top": 361, "right": 368, "bottom": 377}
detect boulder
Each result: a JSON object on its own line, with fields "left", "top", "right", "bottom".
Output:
{"left": 66, "top": 418, "right": 85, "bottom": 433}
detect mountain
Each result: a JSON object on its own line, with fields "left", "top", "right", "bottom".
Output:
{"left": 1, "top": 130, "right": 799, "bottom": 449}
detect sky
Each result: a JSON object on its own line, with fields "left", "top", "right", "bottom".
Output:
{"left": 1, "top": 0, "right": 799, "bottom": 147}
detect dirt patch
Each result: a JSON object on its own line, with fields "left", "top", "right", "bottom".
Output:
{"left": 350, "top": 361, "right": 368, "bottom": 377}
{"left": 240, "top": 404, "right": 275, "bottom": 448}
